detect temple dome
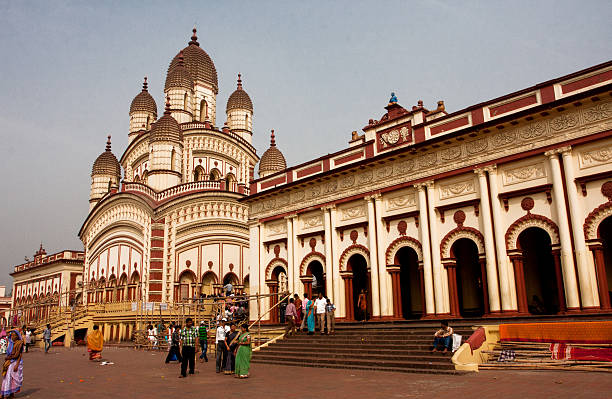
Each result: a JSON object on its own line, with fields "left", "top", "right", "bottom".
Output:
{"left": 149, "top": 97, "right": 183, "bottom": 143}
{"left": 165, "top": 28, "right": 218, "bottom": 93}
{"left": 92, "top": 136, "right": 121, "bottom": 177}
{"left": 259, "top": 130, "right": 287, "bottom": 176}
{"left": 226, "top": 74, "right": 253, "bottom": 112}
{"left": 129, "top": 77, "right": 157, "bottom": 115}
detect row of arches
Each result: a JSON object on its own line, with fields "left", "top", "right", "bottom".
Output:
{"left": 175, "top": 270, "right": 249, "bottom": 302}
{"left": 266, "top": 215, "right": 612, "bottom": 321}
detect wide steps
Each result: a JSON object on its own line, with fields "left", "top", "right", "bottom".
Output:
{"left": 260, "top": 345, "right": 437, "bottom": 356}
{"left": 256, "top": 349, "right": 452, "bottom": 363}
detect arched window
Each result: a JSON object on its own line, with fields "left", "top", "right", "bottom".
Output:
{"left": 142, "top": 171, "right": 148, "bottom": 184}
{"left": 194, "top": 166, "right": 205, "bottom": 182}
{"left": 225, "top": 173, "right": 236, "bottom": 191}
{"left": 183, "top": 92, "right": 188, "bottom": 111}
{"left": 200, "top": 100, "right": 208, "bottom": 121}
{"left": 209, "top": 168, "right": 220, "bottom": 181}
{"left": 171, "top": 149, "right": 176, "bottom": 170}
{"left": 146, "top": 115, "right": 150, "bottom": 130}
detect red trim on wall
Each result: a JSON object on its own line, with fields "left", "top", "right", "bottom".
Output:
{"left": 334, "top": 150, "right": 364, "bottom": 166}
{"left": 296, "top": 163, "right": 323, "bottom": 179}
{"left": 540, "top": 86, "right": 556, "bottom": 104}
{"left": 471, "top": 109, "right": 484, "bottom": 125}
{"left": 430, "top": 116, "right": 469, "bottom": 135}
{"left": 323, "top": 158, "right": 330, "bottom": 172}
{"left": 489, "top": 94, "right": 538, "bottom": 117}
{"left": 561, "top": 69, "right": 612, "bottom": 94}
{"left": 414, "top": 127, "right": 425, "bottom": 143}
{"left": 260, "top": 175, "right": 286, "bottom": 190}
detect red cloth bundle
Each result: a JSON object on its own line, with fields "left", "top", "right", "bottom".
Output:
{"left": 550, "top": 343, "right": 612, "bottom": 362}
{"left": 466, "top": 327, "right": 486, "bottom": 354}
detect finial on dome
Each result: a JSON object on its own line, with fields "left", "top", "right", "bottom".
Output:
{"left": 237, "top": 73, "right": 243, "bottom": 90}
{"left": 142, "top": 76, "right": 148, "bottom": 92}
{"left": 178, "top": 50, "right": 185, "bottom": 66}
{"left": 164, "top": 96, "right": 171, "bottom": 115}
{"left": 106, "top": 135, "right": 112, "bottom": 152}
{"left": 189, "top": 27, "right": 199, "bottom": 46}
{"left": 270, "top": 129, "right": 276, "bottom": 147}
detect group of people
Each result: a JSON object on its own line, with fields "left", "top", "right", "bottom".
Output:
{"left": 164, "top": 317, "right": 252, "bottom": 379}
{"left": 284, "top": 292, "right": 336, "bottom": 336}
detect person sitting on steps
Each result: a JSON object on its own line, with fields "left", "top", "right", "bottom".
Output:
{"left": 432, "top": 321, "right": 453, "bottom": 354}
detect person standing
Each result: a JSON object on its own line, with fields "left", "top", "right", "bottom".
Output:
{"left": 314, "top": 293, "right": 327, "bottom": 335}
{"left": 179, "top": 318, "right": 198, "bottom": 378}
{"left": 1, "top": 330, "right": 23, "bottom": 397}
{"left": 234, "top": 324, "right": 252, "bottom": 379}
{"left": 43, "top": 324, "right": 51, "bottom": 353}
{"left": 215, "top": 319, "right": 228, "bottom": 373}
{"left": 299, "top": 293, "right": 309, "bottom": 332}
{"left": 224, "top": 324, "right": 238, "bottom": 374}
{"left": 357, "top": 289, "right": 368, "bottom": 322}
{"left": 23, "top": 329, "right": 31, "bottom": 353}
{"left": 198, "top": 321, "right": 208, "bottom": 363}
{"left": 165, "top": 324, "right": 182, "bottom": 363}
{"left": 86, "top": 325, "right": 104, "bottom": 361}
{"left": 305, "top": 296, "right": 315, "bottom": 335}
{"left": 325, "top": 298, "right": 336, "bottom": 335}
{"left": 284, "top": 298, "right": 297, "bottom": 336}
{"left": 293, "top": 294, "right": 302, "bottom": 329}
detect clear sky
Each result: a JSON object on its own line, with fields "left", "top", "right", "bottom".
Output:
{"left": 0, "top": 0, "right": 611, "bottom": 289}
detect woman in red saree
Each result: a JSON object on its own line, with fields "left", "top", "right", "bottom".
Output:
{"left": 86, "top": 325, "right": 104, "bottom": 361}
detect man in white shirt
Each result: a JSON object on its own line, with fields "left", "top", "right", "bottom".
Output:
{"left": 314, "top": 293, "right": 327, "bottom": 335}
{"left": 215, "top": 319, "right": 228, "bottom": 373}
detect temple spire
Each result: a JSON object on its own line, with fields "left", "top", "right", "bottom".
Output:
{"left": 270, "top": 129, "right": 276, "bottom": 147}
{"left": 237, "top": 73, "right": 243, "bottom": 90}
{"left": 106, "top": 135, "right": 112, "bottom": 152}
{"left": 142, "top": 76, "right": 148, "bottom": 92}
{"left": 164, "top": 96, "right": 171, "bottom": 115}
{"left": 189, "top": 27, "right": 199, "bottom": 46}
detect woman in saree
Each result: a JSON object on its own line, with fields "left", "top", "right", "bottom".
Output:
{"left": 1, "top": 330, "right": 23, "bottom": 398}
{"left": 306, "top": 297, "right": 315, "bottom": 335}
{"left": 234, "top": 324, "right": 252, "bottom": 379}
{"left": 86, "top": 325, "right": 104, "bottom": 361}
{"left": 0, "top": 328, "right": 7, "bottom": 355}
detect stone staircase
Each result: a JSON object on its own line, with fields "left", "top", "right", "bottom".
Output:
{"left": 252, "top": 322, "right": 473, "bottom": 374}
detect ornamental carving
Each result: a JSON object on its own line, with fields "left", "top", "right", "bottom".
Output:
{"left": 394, "top": 159, "right": 415, "bottom": 175}
{"left": 503, "top": 163, "right": 546, "bottom": 185}
{"left": 291, "top": 190, "right": 306, "bottom": 202}
{"left": 583, "top": 103, "right": 611, "bottom": 123}
{"left": 341, "top": 205, "right": 366, "bottom": 220}
{"left": 264, "top": 198, "right": 277, "bottom": 210}
{"left": 339, "top": 175, "right": 355, "bottom": 189}
{"left": 418, "top": 153, "right": 437, "bottom": 168}
{"left": 302, "top": 215, "right": 323, "bottom": 229}
{"left": 505, "top": 213, "right": 560, "bottom": 250}
{"left": 439, "top": 179, "right": 475, "bottom": 200}
{"left": 322, "top": 180, "right": 338, "bottom": 193}
{"left": 339, "top": 244, "right": 370, "bottom": 271}
{"left": 519, "top": 122, "right": 547, "bottom": 140}
{"left": 440, "top": 226, "right": 485, "bottom": 259}
{"left": 267, "top": 221, "right": 287, "bottom": 236}
{"left": 466, "top": 138, "right": 488, "bottom": 154}
{"left": 440, "top": 145, "right": 462, "bottom": 161}
{"left": 550, "top": 113, "right": 579, "bottom": 131}
{"left": 376, "top": 165, "right": 393, "bottom": 179}
{"left": 579, "top": 146, "right": 612, "bottom": 169}
{"left": 491, "top": 130, "right": 516, "bottom": 147}
{"left": 381, "top": 129, "right": 400, "bottom": 146}
{"left": 385, "top": 236, "right": 423, "bottom": 264}
{"left": 583, "top": 200, "right": 612, "bottom": 240}
{"left": 308, "top": 186, "right": 321, "bottom": 199}
{"left": 386, "top": 193, "right": 416, "bottom": 211}
{"left": 358, "top": 170, "right": 374, "bottom": 184}
{"left": 299, "top": 252, "right": 326, "bottom": 276}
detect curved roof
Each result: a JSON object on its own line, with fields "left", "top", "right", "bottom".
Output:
{"left": 92, "top": 136, "right": 121, "bottom": 177}
{"left": 165, "top": 28, "right": 218, "bottom": 93}
{"left": 149, "top": 97, "right": 183, "bottom": 143}
{"left": 259, "top": 130, "right": 287, "bottom": 175}
{"left": 130, "top": 77, "right": 157, "bottom": 115}
{"left": 226, "top": 74, "right": 253, "bottom": 112}
{"left": 164, "top": 50, "right": 194, "bottom": 90}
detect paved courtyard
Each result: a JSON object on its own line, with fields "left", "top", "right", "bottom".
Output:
{"left": 15, "top": 346, "right": 612, "bottom": 398}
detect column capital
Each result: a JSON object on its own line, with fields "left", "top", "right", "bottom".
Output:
{"left": 321, "top": 204, "right": 336, "bottom": 211}
{"left": 363, "top": 193, "right": 381, "bottom": 202}
{"left": 414, "top": 183, "right": 426, "bottom": 191}
{"left": 424, "top": 180, "right": 435, "bottom": 189}
{"left": 544, "top": 149, "right": 559, "bottom": 158}
{"left": 473, "top": 167, "right": 487, "bottom": 177}
{"left": 283, "top": 214, "right": 298, "bottom": 220}
{"left": 483, "top": 164, "right": 497, "bottom": 173}
{"left": 559, "top": 145, "right": 573, "bottom": 156}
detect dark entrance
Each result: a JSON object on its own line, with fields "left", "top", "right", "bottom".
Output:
{"left": 397, "top": 247, "right": 423, "bottom": 319}
{"left": 452, "top": 239, "right": 485, "bottom": 317}
{"left": 599, "top": 216, "right": 612, "bottom": 305}
{"left": 308, "top": 261, "right": 326, "bottom": 296}
{"left": 348, "top": 254, "right": 370, "bottom": 321}
{"left": 519, "top": 227, "right": 560, "bottom": 314}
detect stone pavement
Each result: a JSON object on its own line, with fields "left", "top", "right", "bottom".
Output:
{"left": 17, "top": 347, "right": 612, "bottom": 398}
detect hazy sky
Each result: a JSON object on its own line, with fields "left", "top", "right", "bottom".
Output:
{"left": 0, "top": 0, "right": 611, "bottom": 289}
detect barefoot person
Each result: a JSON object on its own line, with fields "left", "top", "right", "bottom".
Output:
{"left": 1, "top": 330, "right": 23, "bottom": 398}
{"left": 86, "top": 325, "right": 104, "bottom": 361}
{"left": 432, "top": 321, "right": 453, "bottom": 353}
{"left": 234, "top": 325, "right": 252, "bottom": 379}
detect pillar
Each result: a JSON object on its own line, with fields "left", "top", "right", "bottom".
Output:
{"left": 341, "top": 272, "right": 354, "bottom": 320}
{"left": 415, "top": 183, "right": 435, "bottom": 315}
{"left": 387, "top": 267, "right": 401, "bottom": 318}
{"left": 322, "top": 207, "right": 334, "bottom": 300}
{"left": 545, "top": 149, "right": 580, "bottom": 310}
{"left": 285, "top": 215, "right": 295, "bottom": 294}
{"left": 560, "top": 147, "right": 599, "bottom": 308}
{"left": 552, "top": 249, "right": 567, "bottom": 313}
{"left": 329, "top": 206, "right": 343, "bottom": 317}
{"left": 479, "top": 257, "right": 490, "bottom": 315}
{"left": 444, "top": 262, "right": 459, "bottom": 317}
{"left": 475, "top": 168, "right": 501, "bottom": 312}
{"left": 301, "top": 276, "right": 313, "bottom": 298}
{"left": 267, "top": 280, "right": 279, "bottom": 323}
{"left": 248, "top": 221, "right": 261, "bottom": 322}
{"left": 374, "top": 195, "right": 392, "bottom": 317}
{"left": 365, "top": 195, "right": 381, "bottom": 317}
{"left": 589, "top": 244, "right": 611, "bottom": 310}
{"left": 426, "top": 181, "right": 447, "bottom": 314}
{"left": 509, "top": 252, "right": 528, "bottom": 314}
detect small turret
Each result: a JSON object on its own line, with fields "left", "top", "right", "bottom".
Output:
{"left": 165, "top": 50, "right": 195, "bottom": 123}
{"left": 147, "top": 97, "right": 183, "bottom": 191}
{"left": 129, "top": 77, "right": 157, "bottom": 142}
{"left": 90, "top": 136, "right": 121, "bottom": 211}
{"left": 226, "top": 73, "right": 254, "bottom": 143}
{"left": 258, "top": 130, "right": 287, "bottom": 178}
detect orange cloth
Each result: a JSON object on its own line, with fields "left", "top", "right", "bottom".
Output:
{"left": 500, "top": 321, "right": 612, "bottom": 344}
{"left": 86, "top": 330, "right": 104, "bottom": 352}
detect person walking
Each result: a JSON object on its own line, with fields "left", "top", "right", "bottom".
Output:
{"left": 314, "top": 293, "right": 327, "bottom": 335}
{"left": 299, "top": 293, "right": 309, "bottom": 332}
{"left": 23, "top": 329, "right": 31, "bottom": 353}
{"left": 179, "top": 318, "right": 198, "bottom": 378}
{"left": 198, "top": 321, "right": 208, "bottom": 363}
{"left": 215, "top": 319, "right": 228, "bottom": 373}
{"left": 325, "top": 298, "right": 336, "bottom": 335}
{"left": 357, "top": 289, "right": 368, "bottom": 322}
{"left": 42, "top": 324, "right": 51, "bottom": 353}
{"left": 165, "top": 324, "right": 182, "bottom": 363}
{"left": 234, "top": 324, "right": 252, "bottom": 379}
{"left": 293, "top": 294, "right": 302, "bottom": 330}
{"left": 224, "top": 324, "right": 238, "bottom": 374}
{"left": 284, "top": 298, "right": 297, "bottom": 337}
{"left": 1, "top": 330, "right": 24, "bottom": 397}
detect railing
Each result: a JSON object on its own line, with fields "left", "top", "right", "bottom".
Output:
{"left": 122, "top": 180, "right": 249, "bottom": 202}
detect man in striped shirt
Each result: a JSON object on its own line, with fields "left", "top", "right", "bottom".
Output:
{"left": 179, "top": 318, "right": 198, "bottom": 378}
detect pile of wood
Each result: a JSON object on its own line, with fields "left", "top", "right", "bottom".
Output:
{"left": 480, "top": 341, "right": 612, "bottom": 372}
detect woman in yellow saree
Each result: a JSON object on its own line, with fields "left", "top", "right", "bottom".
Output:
{"left": 234, "top": 324, "right": 252, "bottom": 378}
{"left": 86, "top": 325, "right": 104, "bottom": 361}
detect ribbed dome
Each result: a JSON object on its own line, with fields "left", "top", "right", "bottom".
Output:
{"left": 130, "top": 77, "right": 157, "bottom": 115}
{"left": 150, "top": 97, "right": 183, "bottom": 143}
{"left": 259, "top": 130, "right": 287, "bottom": 175}
{"left": 92, "top": 136, "right": 121, "bottom": 177}
{"left": 227, "top": 74, "right": 253, "bottom": 112}
{"left": 165, "top": 50, "right": 194, "bottom": 90}
{"left": 166, "top": 29, "right": 218, "bottom": 93}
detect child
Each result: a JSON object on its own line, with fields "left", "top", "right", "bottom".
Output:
{"left": 325, "top": 298, "right": 336, "bottom": 335}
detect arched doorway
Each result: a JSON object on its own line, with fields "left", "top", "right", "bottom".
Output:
{"left": 268, "top": 265, "right": 287, "bottom": 323}
{"left": 518, "top": 227, "right": 561, "bottom": 315}
{"left": 348, "top": 254, "right": 370, "bottom": 321}
{"left": 243, "top": 275, "right": 250, "bottom": 296}
{"left": 201, "top": 272, "right": 217, "bottom": 297}
{"left": 451, "top": 239, "right": 485, "bottom": 317}
{"left": 306, "top": 261, "right": 326, "bottom": 297}
{"left": 396, "top": 247, "right": 423, "bottom": 319}
{"left": 177, "top": 271, "right": 196, "bottom": 302}
{"left": 598, "top": 216, "right": 612, "bottom": 307}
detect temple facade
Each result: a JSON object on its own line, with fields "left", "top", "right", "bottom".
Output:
{"left": 243, "top": 61, "right": 612, "bottom": 322}
{"left": 79, "top": 29, "right": 258, "bottom": 304}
